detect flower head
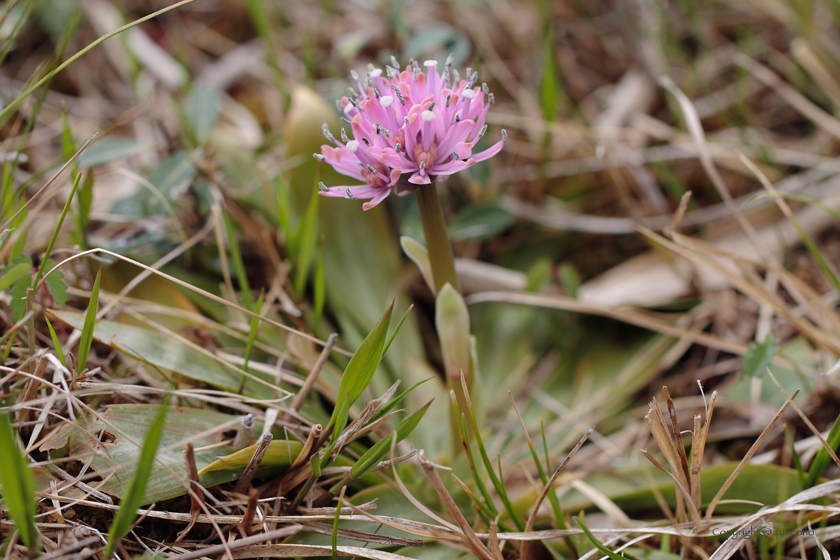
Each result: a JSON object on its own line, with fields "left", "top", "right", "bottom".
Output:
{"left": 316, "top": 56, "right": 506, "bottom": 210}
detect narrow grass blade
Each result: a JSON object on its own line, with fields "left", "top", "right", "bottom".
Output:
{"left": 313, "top": 235, "right": 326, "bottom": 333}
{"left": 541, "top": 421, "right": 566, "bottom": 529}
{"left": 223, "top": 211, "right": 253, "bottom": 310}
{"left": 240, "top": 291, "right": 265, "bottom": 393}
{"left": 76, "top": 268, "right": 101, "bottom": 373}
{"left": 0, "top": 412, "right": 39, "bottom": 553}
{"left": 371, "top": 377, "right": 432, "bottom": 422}
{"left": 805, "top": 412, "right": 840, "bottom": 488}
{"left": 574, "top": 515, "right": 641, "bottom": 560}
{"left": 293, "top": 186, "right": 320, "bottom": 298}
{"left": 331, "top": 492, "right": 342, "bottom": 560}
{"left": 103, "top": 402, "right": 169, "bottom": 560}
{"left": 276, "top": 171, "right": 292, "bottom": 249}
{"left": 382, "top": 303, "right": 414, "bottom": 356}
{"left": 45, "top": 315, "right": 66, "bottom": 367}
{"left": 32, "top": 171, "right": 82, "bottom": 289}
{"left": 351, "top": 400, "right": 432, "bottom": 480}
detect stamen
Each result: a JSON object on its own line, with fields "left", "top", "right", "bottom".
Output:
{"left": 318, "top": 181, "right": 329, "bottom": 191}
{"left": 445, "top": 53, "right": 454, "bottom": 67}
{"left": 501, "top": 129, "right": 508, "bottom": 141}
{"left": 350, "top": 69, "right": 360, "bottom": 82}
{"left": 488, "top": 93, "right": 495, "bottom": 104}
{"left": 340, "top": 128, "right": 349, "bottom": 143}
{"left": 452, "top": 69, "right": 461, "bottom": 84}
{"left": 412, "top": 66, "right": 419, "bottom": 82}
{"left": 322, "top": 124, "right": 335, "bottom": 143}
{"left": 382, "top": 128, "right": 391, "bottom": 136}
{"left": 346, "top": 189, "right": 358, "bottom": 200}
{"left": 395, "top": 143, "right": 401, "bottom": 152}
{"left": 478, "top": 124, "right": 488, "bottom": 138}
{"left": 452, "top": 151, "right": 459, "bottom": 160}
{"left": 419, "top": 162, "right": 425, "bottom": 169}
{"left": 455, "top": 113, "right": 461, "bottom": 122}
{"left": 313, "top": 153, "right": 326, "bottom": 161}
{"left": 346, "top": 140, "right": 360, "bottom": 152}
{"left": 341, "top": 116, "right": 351, "bottom": 124}
{"left": 366, "top": 164, "right": 378, "bottom": 174}
{"left": 445, "top": 94, "right": 451, "bottom": 107}
{"left": 347, "top": 87, "right": 358, "bottom": 98}
{"left": 442, "top": 67, "right": 450, "bottom": 85}
{"left": 428, "top": 102, "right": 436, "bottom": 110}
{"left": 362, "top": 137, "right": 370, "bottom": 145}
{"left": 386, "top": 66, "right": 398, "bottom": 79}
{"left": 375, "top": 122, "right": 381, "bottom": 134}
{"left": 390, "top": 55, "right": 400, "bottom": 69}
{"left": 482, "top": 83, "right": 490, "bottom": 95}
{"left": 347, "top": 97, "right": 359, "bottom": 109}
{"left": 374, "top": 87, "right": 381, "bottom": 97}
{"left": 367, "top": 63, "right": 376, "bottom": 72}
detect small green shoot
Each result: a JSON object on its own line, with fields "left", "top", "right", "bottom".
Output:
{"left": 275, "top": 171, "right": 292, "bottom": 251}
{"left": 313, "top": 235, "right": 326, "bottom": 333}
{"left": 742, "top": 335, "right": 779, "bottom": 378}
{"left": 0, "top": 412, "right": 39, "bottom": 554}
{"left": 76, "top": 268, "right": 101, "bottom": 373}
{"left": 223, "top": 211, "right": 253, "bottom": 310}
{"left": 45, "top": 315, "right": 66, "bottom": 367}
{"left": 805, "top": 412, "right": 840, "bottom": 488}
{"left": 240, "top": 291, "right": 265, "bottom": 393}
{"left": 32, "top": 171, "right": 82, "bottom": 289}
{"left": 293, "top": 186, "right": 320, "bottom": 298}
{"left": 574, "top": 515, "right": 641, "bottom": 560}
{"left": 103, "top": 401, "right": 169, "bottom": 560}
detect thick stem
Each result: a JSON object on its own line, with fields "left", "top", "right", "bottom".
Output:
{"left": 415, "top": 184, "right": 460, "bottom": 293}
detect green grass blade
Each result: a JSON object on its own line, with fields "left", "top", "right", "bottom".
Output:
{"left": 0, "top": 412, "right": 39, "bottom": 554}
{"left": 103, "top": 402, "right": 169, "bottom": 560}
{"left": 351, "top": 400, "right": 432, "bottom": 480}
{"left": 293, "top": 187, "right": 320, "bottom": 298}
{"left": 32, "top": 172, "right": 82, "bottom": 289}
{"left": 0, "top": 0, "right": 202, "bottom": 123}
{"left": 805, "top": 412, "right": 840, "bottom": 488}
{"left": 371, "top": 377, "right": 432, "bottom": 423}
{"left": 223, "top": 211, "right": 253, "bottom": 310}
{"left": 45, "top": 315, "right": 66, "bottom": 368}
{"left": 241, "top": 291, "right": 265, "bottom": 392}
{"left": 382, "top": 303, "right": 414, "bottom": 356}
{"left": 276, "top": 171, "right": 292, "bottom": 251}
{"left": 76, "top": 268, "right": 101, "bottom": 373}
{"left": 541, "top": 421, "right": 566, "bottom": 529}
{"left": 331, "top": 492, "right": 341, "bottom": 560}
{"left": 574, "top": 515, "right": 642, "bottom": 560}
{"left": 313, "top": 235, "right": 326, "bottom": 333}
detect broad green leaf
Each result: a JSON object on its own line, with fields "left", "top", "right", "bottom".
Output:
{"left": 43, "top": 261, "right": 68, "bottom": 307}
{"left": 742, "top": 334, "right": 779, "bottom": 378}
{"left": 76, "top": 268, "right": 100, "bottom": 373}
{"left": 146, "top": 151, "right": 198, "bottom": 194}
{"left": 0, "top": 261, "right": 32, "bottom": 291}
{"left": 351, "top": 400, "right": 432, "bottom": 479}
{"left": 10, "top": 274, "right": 29, "bottom": 322}
{"left": 186, "top": 87, "right": 221, "bottom": 144}
{"left": 447, "top": 203, "right": 515, "bottom": 242}
{"left": 327, "top": 301, "right": 394, "bottom": 442}
{"left": 104, "top": 402, "right": 168, "bottom": 560}
{"left": 47, "top": 310, "right": 277, "bottom": 399}
{"left": 0, "top": 412, "right": 39, "bottom": 551}
{"left": 78, "top": 138, "right": 151, "bottom": 167}
{"left": 40, "top": 404, "right": 258, "bottom": 504}
{"left": 400, "top": 236, "right": 434, "bottom": 295}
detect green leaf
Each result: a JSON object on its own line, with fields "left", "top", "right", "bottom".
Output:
{"left": 313, "top": 236, "right": 325, "bottom": 333}
{"left": 539, "top": 33, "right": 559, "bottom": 122}
{"left": 742, "top": 334, "right": 779, "bottom": 378}
{"left": 371, "top": 377, "right": 432, "bottom": 423}
{"left": 275, "top": 171, "right": 292, "bottom": 247}
{"left": 104, "top": 402, "right": 169, "bottom": 560}
{"left": 242, "top": 291, "right": 265, "bottom": 379}
{"left": 186, "top": 87, "right": 221, "bottom": 144}
{"left": 43, "top": 261, "right": 68, "bottom": 307}
{"left": 48, "top": 310, "right": 277, "bottom": 398}
{"left": 351, "top": 400, "right": 432, "bottom": 480}
{"left": 293, "top": 186, "right": 320, "bottom": 298}
{"left": 45, "top": 316, "right": 66, "bottom": 368}
{"left": 447, "top": 203, "right": 515, "bottom": 242}
{"left": 326, "top": 301, "right": 394, "bottom": 452}
{"left": 0, "top": 261, "right": 32, "bottom": 291}
{"left": 10, "top": 274, "right": 29, "bottom": 322}
{"left": 574, "top": 515, "right": 641, "bottom": 560}
{"left": 0, "top": 412, "right": 39, "bottom": 552}
{"left": 146, "top": 151, "right": 198, "bottom": 194}
{"left": 77, "top": 138, "right": 151, "bottom": 168}
{"left": 400, "top": 236, "right": 434, "bottom": 295}
{"left": 805, "top": 412, "right": 840, "bottom": 488}
{"left": 76, "top": 268, "right": 101, "bottom": 373}
{"left": 223, "top": 211, "right": 253, "bottom": 309}
{"left": 60, "top": 105, "right": 77, "bottom": 163}
{"left": 76, "top": 170, "right": 93, "bottom": 232}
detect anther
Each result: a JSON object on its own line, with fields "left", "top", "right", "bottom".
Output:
{"left": 428, "top": 101, "right": 436, "bottom": 110}
{"left": 346, "top": 189, "right": 358, "bottom": 200}
{"left": 419, "top": 162, "right": 425, "bottom": 169}
{"left": 322, "top": 124, "right": 335, "bottom": 143}
{"left": 341, "top": 116, "right": 351, "bottom": 124}
{"left": 340, "top": 128, "right": 349, "bottom": 143}
{"left": 390, "top": 55, "right": 400, "bottom": 69}
{"left": 445, "top": 94, "right": 451, "bottom": 107}
{"left": 350, "top": 69, "right": 360, "bottom": 82}
{"left": 362, "top": 137, "right": 370, "bottom": 145}
{"left": 366, "top": 164, "right": 378, "bottom": 174}
{"left": 482, "top": 83, "right": 490, "bottom": 95}
{"left": 501, "top": 129, "right": 508, "bottom": 141}
{"left": 478, "top": 124, "right": 488, "bottom": 138}
{"left": 452, "top": 151, "right": 459, "bottom": 160}
{"left": 488, "top": 93, "right": 495, "bottom": 104}
{"left": 445, "top": 53, "right": 454, "bottom": 67}
{"left": 313, "top": 153, "right": 326, "bottom": 161}
{"left": 367, "top": 63, "right": 376, "bottom": 72}
{"left": 455, "top": 113, "right": 461, "bottom": 122}
{"left": 318, "top": 181, "right": 329, "bottom": 191}
{"left": 395, "top": 142, "right": 401, "bottom": 152}
{"left": 412, "top": 66, "right": 419, "bottom": 82}
{"left": 375, "top": 122, "right": 381, "bottom": 134}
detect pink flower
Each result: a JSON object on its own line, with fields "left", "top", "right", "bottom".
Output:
{"left": 316, "top": 56, "right": 507, "bottom": 210}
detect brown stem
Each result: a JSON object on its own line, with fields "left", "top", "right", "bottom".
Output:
{"left": 415, "top": 184, "right": 459, "bottom": 293}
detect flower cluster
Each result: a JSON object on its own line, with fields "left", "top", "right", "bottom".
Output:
{"left": 315, "top": 55, "right": 506, "bottom": 210}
